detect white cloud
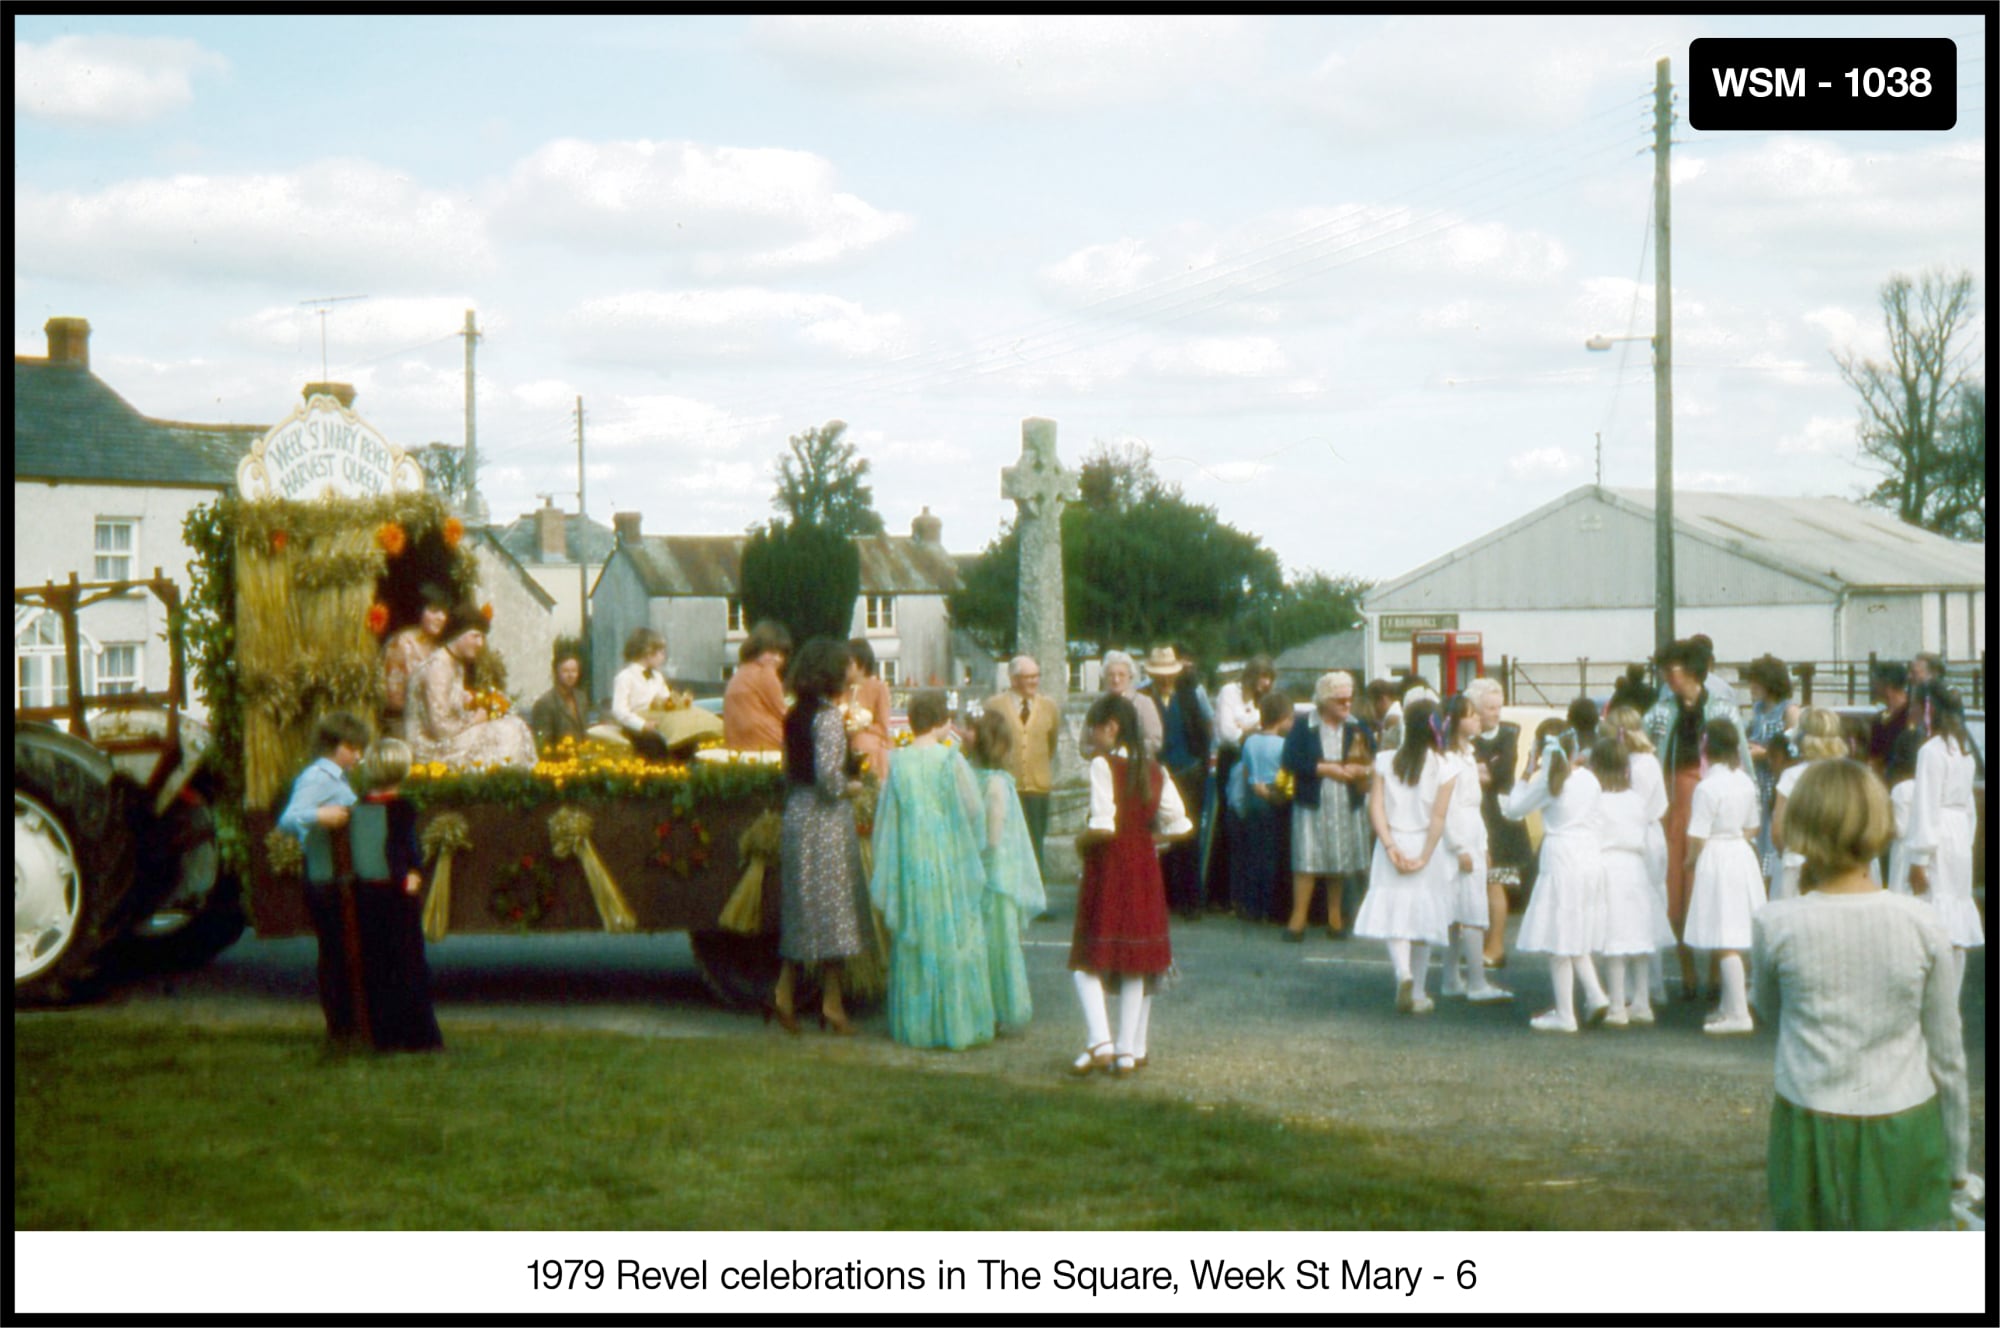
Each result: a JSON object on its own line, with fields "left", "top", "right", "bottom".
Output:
{"left": 1293, "top": 16, "right": 1687, "bottom": 139}
{"left": 232, "top": 297, "right": 485, "bottom": 361}
{"left": 561, "top": 288, "right": 913, "bottom": 365}
{"left": 493, "top": 138, "right": 910, "bottom": 275}
{"left": 1200, "top": 460, "right": 1275, "bottom": 485}
{"left": 1682, "top": 136, "right": 1985, "bottom": 263}
{"left": 1679, "top": 471, "right": 1753, "bottom": 491}
{"left": 1037, "top": 206, "right": 1569, "bottom": 329}
{"left": 14, "top": 160, "right": 494, "bottom": 286}
{"left": 1507, "top": 446, "right": 1577, "bottom": 477}
{"left": 749, "top": 15, "right": 1260, "bottom": 111}
{"left": 586, "top": 393, "right": 769, "bottom": 455}
{"left": 1142, "top": 337, "right": 1291, "bottom": 379}
{"left": 15, "top": 34, "right": 227, "bottom": 125}
{"left": 1776, "top": 415, "right": 1854, "bottom": 457}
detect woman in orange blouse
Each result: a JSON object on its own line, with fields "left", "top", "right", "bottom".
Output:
{"left": 845, "top": 637, "right": 894, "bottom": 779}
{"left": 724, "top": 620, "right": 792, "bottom": 752}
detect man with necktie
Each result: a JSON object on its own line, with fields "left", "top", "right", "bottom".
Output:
{"left": 985, "top": 654, "right": 1061, "bottom": 879}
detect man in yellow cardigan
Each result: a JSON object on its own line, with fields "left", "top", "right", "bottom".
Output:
{"left": 984, "top": 654, "right": 1061, "bottom": 880}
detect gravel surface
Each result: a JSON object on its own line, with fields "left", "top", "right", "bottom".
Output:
{"left": 59, "top": 882, "right": 1987, "bottom": 1231}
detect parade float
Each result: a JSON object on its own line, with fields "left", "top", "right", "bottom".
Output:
{"left": 15, "top": 390, "right": 791, "bottom": 1007}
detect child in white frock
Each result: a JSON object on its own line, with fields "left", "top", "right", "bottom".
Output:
{"left": 1606, "top": 705, "right": 1674, "bottom": 1004}
{"left": 1436, "top": 694, "right": 1511, "bottom": 1002}
{"left": 1589, "top": 737, "right": 1669, "bottom": 1027}
{"left": 1884, "top": 729, "right": 1922, "bottom": 896}
{"left": 1905, "top": 690, "right": 1984, "bottom": 1008}
{"left": 1683, "top": 719, "right": 1765, "bottom": 1034}
{"left": 1356, "top": 698, "right": 1455, "bottom": 1014}
{"left": 1503, "top": 723, "right": 1610, "bottom": 1033}
{"left": 1769, "top": 707, "right": 1848, "bottom": 902}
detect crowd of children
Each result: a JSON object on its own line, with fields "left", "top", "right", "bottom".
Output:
{"left": 282, "top": 633, "right": 1979, "bottom": 1229}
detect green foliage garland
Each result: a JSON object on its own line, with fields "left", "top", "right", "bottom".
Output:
{"left": 489, "top": 851, "right": 562, "bottom": 930}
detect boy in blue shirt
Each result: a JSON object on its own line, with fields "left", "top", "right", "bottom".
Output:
{"left": 278, "top": 711, "right": 369, "bottom": 1043}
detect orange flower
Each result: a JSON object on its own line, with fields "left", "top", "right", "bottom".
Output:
{"left": 366, "top": 602, "right": 391, "bottom": 636}
{"left": 376, "top": 521, "right": 408, "bottom": 556}
{"left": 442, "top": 517, "right": 465, "bottom": 547}
{"left": 269, "top": 529, "right": 289, "bottom": 553}
{"left": 480, "top": 601, "right": 494, "bottom": 624}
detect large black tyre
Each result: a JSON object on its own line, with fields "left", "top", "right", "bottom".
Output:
{"left": 112, "top": 787, "right": 248, "bottom": 976}
{"left": 687, "top": 928, "right": 785, "bottom": 1010}
{"left": 13, "top": 727, "right": 145, "bottom": 1006}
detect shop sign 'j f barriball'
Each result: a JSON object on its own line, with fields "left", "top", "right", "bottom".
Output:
{"left": 236, "top": 392, "right": 427, "bottom": 502}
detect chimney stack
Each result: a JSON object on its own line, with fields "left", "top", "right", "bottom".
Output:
{"left": 45, "top": 317, "right": 90, "bottom": 369}
{"left": 302, "top": 382, "right": 357, "bottom": 409}
{"left": 536, "top": 498, "right": 568, "bottom": 560}
{"left": 911, "top": 506, "right": 943, "bottom": 545}
{"left": 613, "top": 511, "right": 643, "bottom": 546}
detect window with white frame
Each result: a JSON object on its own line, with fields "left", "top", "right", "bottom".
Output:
{"left": 865, "top": 594, "right": 895, "bottom": 631}
{"left": 96, "top": 643, "right": 143, "bottom": 695}
{"left": 725, "top": 597, "right": 746, "bottom": 634}
{"left": 94, "top": 518, "right": 137, "bottom": 582}
{"left": 14, "top": 610, "right": 92, "bottom": 711}
{"left": 878, "top": 657, "right": 900, "bottom": 686}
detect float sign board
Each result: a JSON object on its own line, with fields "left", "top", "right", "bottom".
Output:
{"left": 237, "top": 393, "right": 426, "bottom": 502}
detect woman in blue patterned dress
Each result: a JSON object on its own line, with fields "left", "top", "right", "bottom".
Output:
{"left": 869, "top": 691, "right": 997, "bottom": 1049}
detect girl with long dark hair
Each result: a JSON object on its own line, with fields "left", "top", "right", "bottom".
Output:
{"left": 1354, "top": 698, "right": 1455, "bottom": 1013}
{"left": 1067, "top": 694, "right": 1192, "bottom": 1077}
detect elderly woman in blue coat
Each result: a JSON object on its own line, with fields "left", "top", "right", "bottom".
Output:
{"left": 1279, "top": 671, "right": 1377, "bottom": 941}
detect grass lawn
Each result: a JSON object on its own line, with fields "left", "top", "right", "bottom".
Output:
{"left": 15, "top": 1017, "right": 1542, "bottom": 1231}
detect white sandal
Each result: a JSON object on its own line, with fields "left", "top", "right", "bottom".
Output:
{"left": 1068, "top": 1041, "right": 1114, "bottom": 1076}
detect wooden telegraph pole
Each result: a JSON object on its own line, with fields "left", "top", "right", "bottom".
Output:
{"left": 1652, "top": 57, "right": 1676, "bottom": 660}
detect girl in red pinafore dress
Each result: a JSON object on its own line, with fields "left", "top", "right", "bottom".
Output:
{"left": 1069, "top": 694, "right": 1194, "bottom": 1078}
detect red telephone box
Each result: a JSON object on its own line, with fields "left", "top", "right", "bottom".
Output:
{"left": 1411, "top": 630, "right": 1484, "bottom": 695}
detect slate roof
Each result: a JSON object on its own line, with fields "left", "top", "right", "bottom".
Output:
{"left": 12, "top": 357, "right": 266, "bottom": 488}
{"left": 612, "top": 533, "right": 962, "bottom": 599}
{"left": 490, "top": 510, "right": 620, "bottom": 566}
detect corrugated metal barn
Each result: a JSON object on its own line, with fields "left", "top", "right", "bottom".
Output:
{"left": 1362, "top": 485, "right": 1986, "bottom": 685}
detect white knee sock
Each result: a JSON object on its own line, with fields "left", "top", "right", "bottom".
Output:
{"left": 1073, "top": 971, "right": 1111, "bottom": 1048}
{"left": 1945, "top": 947, "right": 1967, "bottom": 1010}
{"left": 1387, "top": 938, "right": 1412, "bottom": 982}
{"left": 1134, "top": 989, "right": 1153, "bottom": 1060}
{"left": 1574, "top": 953, "right": 1608, "bottom": 1009}
{"left": 1442, "top": 927, "right": 1467, "bottom": 994}
{"left": 1460, "top": 927, "right": 1496, "bottom": 992}
{"left": 1115, "top": 975, "right": 1147, "bottom": 1057}
{"left": 1410, "top": 942, "right": 1431, "bottom": 998}
{"left": 1718, "top": 952, "right": 1748, "bottom": 1021}
{"left": 1649, "top": 948, "right": 1667, "bottom": 1003}
{"left": 1626, "top": 957, "right": 1653, "bottom": 1017}
{"left": 1550, "top": 956, "right": 1576, "bottom": 1024}
{"left": 1605, "top": 955, "right": 1627, "bottom": 1012}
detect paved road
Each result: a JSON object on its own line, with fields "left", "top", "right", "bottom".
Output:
{"left": 66, "top": 883, "right": 1988, "bottom": 1229}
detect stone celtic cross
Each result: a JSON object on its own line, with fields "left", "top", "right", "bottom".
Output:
{"left": 1002, "top": 417, "right": 1078, "bottom": 694}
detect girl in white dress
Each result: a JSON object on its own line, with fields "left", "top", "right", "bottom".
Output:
{"left": 1770, "top": 707, "right": 1848, "bottom": 902}
{"left": 1884, "top": 729, "right": 1922, "bottom": 896}
{"left": 1437, "top": 694, "right": 1510, "bottom": 1002}
{"left": 1606, "top": 706, "right": 1674, "bottom": 1004}
{"left": 1905, "top": 688, "right": 1984, "bottom": 1006}
{"left": 1683, "top": 719, "right": 1765, "bottom": 1034}
{"left": 1589, "top": 737, "right": 1669, "bottom": 1027}
{"left": 1356, "top": 698, "right": 1455, "bottom": 1014}
{"left": 1503, "top": 721, "right": 1610, "bottom": 1033}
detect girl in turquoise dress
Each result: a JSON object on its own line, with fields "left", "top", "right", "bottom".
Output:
{"left": 868, "top": 691, "right": 996, "bottom": 1049}
{"left": 968, "top": 711, "right": 1049, "bottom": 1031}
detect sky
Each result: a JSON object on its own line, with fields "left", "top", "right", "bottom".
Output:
{"left": 12, "top": 12, "right": 1989, "bottom": 585}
